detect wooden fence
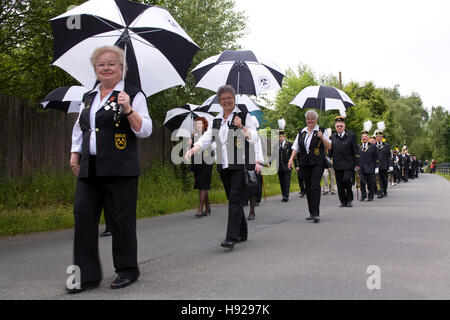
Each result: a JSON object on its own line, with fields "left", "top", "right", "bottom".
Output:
{"left": 0, "top": 95, "right": 172, "bottom": 178}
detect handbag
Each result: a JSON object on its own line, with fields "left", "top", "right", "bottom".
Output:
{"left": 244, "top": 170, "right": 258, "bottom": 188}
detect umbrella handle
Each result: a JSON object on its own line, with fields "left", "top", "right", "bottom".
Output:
{"left": 122, "top": 44, "right": 127, "bottom": 82}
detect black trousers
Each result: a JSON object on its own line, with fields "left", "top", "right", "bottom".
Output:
{"left": 359, "top": 171, "right": 376, "bottom": 200}
{"left": 402, "top": 166, "right": 409, "bottom": 182}
{"left": 297, "top": 169, "right": 306, "bottom": 195}
{"left": 220, "top": 169, "right": 247, "bottom": 242}
{"left": 303, "top": 164, "right": 324, "bottom": 217}
{"left": 378, "top": 169, "right": 389, "bottom": 195}
{"left": 335, "top": 169, "right": 354, "bottom": 205}
{"left": 394, "top": 167, "right": 401, "bottom": 183}
{"left": 256, "top": 173, "right": 263, "bottom": 203}
{"left": 73, "top": 174, "right": 140, "bottom": 284}
{"left": 278, "top": 170, "right": 292, "bottom": 199}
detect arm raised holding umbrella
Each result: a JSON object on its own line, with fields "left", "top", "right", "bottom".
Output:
{"left": 68, "top": 45, "right": 152, "bottom": 293}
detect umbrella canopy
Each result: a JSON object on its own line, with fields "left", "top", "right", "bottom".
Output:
{"left": 198, "top": 94, "right": 260, "bottom": 113}
{"left": 163, "top": 104, "right": 214, "bottom": 137}
{"left": 40, "top": 85, "right": 89, "bottom": 113}
{"left": 290, "top": 85, "right": 355, "bottom": 113}
{"left": 50, "top": 0, "right": 199, "bottom": 96}
{"left": 191, "top": 50, "right": 284, "bottom": 96}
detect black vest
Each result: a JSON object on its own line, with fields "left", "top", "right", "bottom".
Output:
{"left": 78, "top": 84, "right": 144, "bottom": 178}
{"left": 212, "top": 111, "right": 255, "bottom": 172}
{"left": 297, "top": 127, "right": 326, "bottom": 167}
{"left": 191, "top": 133, "right": 214, "bottom": 171}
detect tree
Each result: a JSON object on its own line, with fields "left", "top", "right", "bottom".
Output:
{"left": 0, "top": 0, "right": 86, "bottom": 102}
{"left": 144, "top": 0, "right": 248, "bottom": 124}
{"left": 0, "top": 0, "right": 248, "bottom": 115}
{"left": 427, "top": 106, "right": 450, "bottom": 162}
{"left": 264, "top": 64, "right": 318, "bottom": 139}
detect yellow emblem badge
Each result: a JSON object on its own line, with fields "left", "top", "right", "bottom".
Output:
{"left": 115, "top": 134, "right": 127, "bottom": 150}
{"left": 314, "top": 148, "right": 320, "bottom": 155}
{"left": 235, "top": 137, "right": 243, "bottom": 149}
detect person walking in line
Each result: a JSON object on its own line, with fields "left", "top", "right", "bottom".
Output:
{"left": 357, "top": 130, "right": 379, "bottom": 202}
{"left": 288, "top": 110, "right": 332, "bottom": 223}
{"left": 185, "top": 85, "right": 259, "bottom": 250}
{"left": 328, "top": 116, "right": 359, "bottom": 208}
{"left": 68, "top": 45, "right": 152, "bottom": 293}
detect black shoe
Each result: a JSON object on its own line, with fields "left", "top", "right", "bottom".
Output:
{"left": 313, "top": 216, "right": 320, "bottom": 223}
{"left": 201, "top": 209, "right": 211, "bottom": 216}
{"left": 100, "top": 230, "right": 112, "bottom": 237}
{"left": 299, "top": 193, "right": 305, "bottom": 198}
{"left": 306, "top": 215, "right": 314, "bottom": 220}
{"left": 347, "top": 201, "right": 353, "bottom": 207}
{"left": 339, "top": 203, "right": 347, "bottom": 207}
{"left": 378, "top": 194, "right": 383, "bottom": 199}
{"left": 236, "top": 235, "right": 247, "bottom": 243}
{"left": 220, "top": 241, "right": 235, "bottom": 249}
{"left": 255, "top": 202, "right": 260, "bottom": 206}
{"left": 110, "top": 276, "right": 137, "bottom": 289}
{"left": 368, "top": 198, "right": 374, "bottom": 202}
{"left": 359, "top": 198, "right": 366, "bottom": 202}
{"left": 384, "top": 193, "right": 388, "bottom": 197}
{"left": 66, "top": 281, "right": 100, "bottom": 294}
{"left": 247, "top": 213, "right": 255, "bottom": 221}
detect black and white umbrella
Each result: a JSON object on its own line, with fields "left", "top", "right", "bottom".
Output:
{"left": 40, "top": 85, "right": 89, "bottom": 113}
{"left": 290, "top": 85, "right": 355, "bottom": 115}
{"left": 163, "top": 104, "right": 214, "bottom": 137}
{"left": 198, "top": 94, "right": 260, "bottom": 113}
{"left": 191, "top": 50, "right": 284, "bottom": 96}
{"left": 50, "top": 0, "right": 199, "bottom": 96}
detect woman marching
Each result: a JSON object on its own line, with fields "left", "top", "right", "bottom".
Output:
{"left": 190, "top": 117, "right": 214, "bottom": 218}
{"left": 185, "top": 85, "right": 259, "bottom": 250}
{"left": 68, "top": 45, "right": 152, "bottom": 293}
{"left": 288, "top": 110, "right": 332, "bottom": 223}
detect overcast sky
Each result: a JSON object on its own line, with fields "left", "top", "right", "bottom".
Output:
{"left": 234, "top": 0, "right": 450, "bottom": 111}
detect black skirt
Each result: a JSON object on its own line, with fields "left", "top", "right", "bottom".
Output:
{"left": 193, "top": 164, "right": 213, "bottom": 190}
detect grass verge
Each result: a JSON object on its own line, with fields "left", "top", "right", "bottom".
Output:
{"left": 0, "top": 162, "right": 298, "bottom": 238}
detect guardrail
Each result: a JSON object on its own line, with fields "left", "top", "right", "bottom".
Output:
{"left": 436, "top": 163, "right": 450, "bottom": 175}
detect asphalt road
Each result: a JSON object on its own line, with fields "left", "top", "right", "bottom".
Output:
{"left": 1, "top": 173, "right": 449, "bottom": 300}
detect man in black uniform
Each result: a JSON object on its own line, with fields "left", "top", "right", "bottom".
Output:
{"left": 399, "top": 146, "right": 410, "bottom": 182}
{"left": 277, "top": 124, "right": 293, "bottom": 202}
{"left": 392, "top": 149, "right": 401, "bottom": 185}
{"left": 357, "top": 130, "right": 379, "bottom": 201}
{"left": 374, "top": 130, "right": 392, "bottom": 198}
{"left": 329, "top": 116, "right": 359, "bottom": 208}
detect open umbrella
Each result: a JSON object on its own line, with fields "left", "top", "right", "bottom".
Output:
{"left": 290, "top": 85, "right": 355, "bottom": 113}
{"left": 191, "top": 50, "right": 284, "bottom": 96}
{"left": 40, "top": 85, "right": 89, "bottom": 113}
{"left": 198, "top": 94, "right": 260, "bottom": 113}
{"left": 50, "top": 0, "right": 199, "bottom": 96}
{"left": 163, "top": 104, "right": 214, "bottom": 137}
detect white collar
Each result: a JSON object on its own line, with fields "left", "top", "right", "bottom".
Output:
{"left": 218, "top": 106, "right": 241, "bottom": 122}
{"left": 302, "top": 125, "right": 319, "bottom": 133}
{"left": 93, "top": 80, "right": 125, "bottom": 94}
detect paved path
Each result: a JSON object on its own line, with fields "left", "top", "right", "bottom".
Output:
{"left": 1, "top": 174, "right": 449, "bottom": 300}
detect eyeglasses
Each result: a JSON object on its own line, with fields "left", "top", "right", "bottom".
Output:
{"left": 219, "top": 96, "right": 234, "bottom": 102}
{"left": 95, "top": 62, "right": 120, "bottom": 69}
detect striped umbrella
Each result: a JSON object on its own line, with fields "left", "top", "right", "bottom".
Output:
{"left": 191, "top": 50, "right": 284, "bottom": 96}
{"left": 290, "top": 85, "right": 355, "bottom": 114}
{"left": 40, "top": 85, "right": 89, "bottom": 113}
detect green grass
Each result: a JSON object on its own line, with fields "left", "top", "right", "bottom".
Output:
{"left": 436, "top": 172, "right": 450, "bottom": 181}
{"left": 0, "top": 162, "right": 297, "bottom": 238}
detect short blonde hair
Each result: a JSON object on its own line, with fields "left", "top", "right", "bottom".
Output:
{"left": 90, "top": 45, "right": 127, "bottom": 71}
{"left": 305, "top": 109, "right": 319, "bottom": 120}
